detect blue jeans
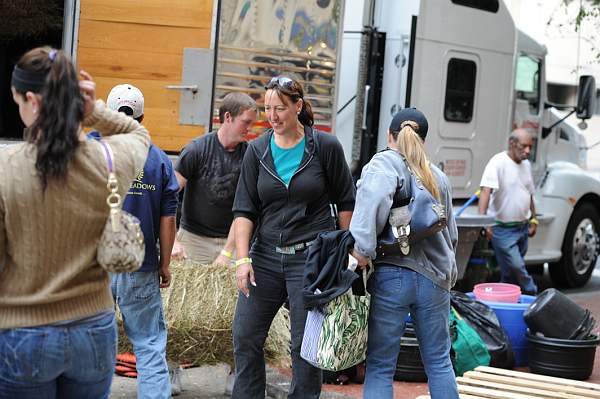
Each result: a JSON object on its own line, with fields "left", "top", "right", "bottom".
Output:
{"left": 363, "top": 266, "right": 458, "bottom": 399}
{"left": 111, "top": 271, "right": 170, "bottom": 399}
{"left": 232, "top": 241, "right": 322, "bottom": 399}
{"left": 0, "top": 312, "right": 116, "bottom": 399}
{"left": 491, "top": 225, "right": 538, "bottom": 294}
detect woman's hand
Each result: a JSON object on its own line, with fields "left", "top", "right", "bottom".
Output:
{"left": 236, "top": 261, "right": 256, "bottom": 297}
{"left": 351, "top": 249, "right": 370, "bottom": 269}
{"left": 79, "top": 70, "right": 96, "bottom": 118}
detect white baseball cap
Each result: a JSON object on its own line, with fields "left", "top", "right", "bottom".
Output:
{"left": 107, "top": 84, "right": 144, "bottom": 119}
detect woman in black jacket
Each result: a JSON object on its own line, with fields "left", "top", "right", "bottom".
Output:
{"left": 231, "top": 76, "right": 355, "bottom": 399}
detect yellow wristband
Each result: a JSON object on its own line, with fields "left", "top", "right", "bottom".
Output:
{"left": 529, "top": 218, "right": 539, "bottom": 225}
{"left": 220, "top": 249, "right": 233, "bottom": 259}
{"left": 235, "top": 257, "right": 252, "bottom": 267}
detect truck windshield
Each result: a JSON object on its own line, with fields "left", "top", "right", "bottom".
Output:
{"left": 515, "top": 55, "right": 541, "bottom": 115}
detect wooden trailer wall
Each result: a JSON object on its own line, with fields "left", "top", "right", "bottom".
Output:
{"left": 76, "top": 0, "right": 214, "bottom": 152}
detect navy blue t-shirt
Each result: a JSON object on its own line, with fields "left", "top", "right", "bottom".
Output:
{"left": 89, "top": 132, "right": 179, "bottom": 272}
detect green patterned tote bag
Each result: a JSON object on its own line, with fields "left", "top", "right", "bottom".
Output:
{"left": 301, "top": 268, "right": 371, "bottom": 371}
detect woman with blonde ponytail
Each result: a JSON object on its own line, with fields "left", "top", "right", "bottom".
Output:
{"left": 395, "top": 120, "right": 440, "bottom": 200}
{"left": 349, "top": 108, "right": 459, "bottom": 398}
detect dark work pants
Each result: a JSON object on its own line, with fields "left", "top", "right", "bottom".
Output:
{"left": 232, "top": 241, "right": 322, "bottom": 399}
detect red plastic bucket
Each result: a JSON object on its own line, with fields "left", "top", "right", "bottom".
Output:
{"left": 474, "top": 283, "right": 521, "bottom": 303}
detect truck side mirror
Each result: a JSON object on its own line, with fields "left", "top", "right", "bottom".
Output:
{"left": 576, "top": 75, "right": 596, "bottom": 120}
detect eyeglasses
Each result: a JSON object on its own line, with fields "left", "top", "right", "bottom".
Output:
{"left": 266, "top": 76, "right": 294, "bottom": 89}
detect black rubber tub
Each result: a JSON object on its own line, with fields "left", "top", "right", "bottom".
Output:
{"left": 527, "top": 331, "right": 600, "bottom": 380}
{"left": 394, "top": 324, "right": 428, "bottom": 382}
{"left": 524, "top": 288, "right": 595, "bottom": 340}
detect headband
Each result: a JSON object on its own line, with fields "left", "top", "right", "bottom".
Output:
{"left": 11, "top": 65, "right": 47, "bottom": 93}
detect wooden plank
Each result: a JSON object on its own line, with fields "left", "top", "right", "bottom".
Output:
{"left": 458, "top": 384, "right": 545, "bottom": 399}
{"left": 220, "top": 45, "right": 337, "bottom": 63}
{"left": 78, "top": 20, "right": 210, "bottom": 54}
{"left": 458, "top": 376, "right": 583, "bottom": 399}
{"left": 475, "top": 366, "right": 600, "bottom": 391}
{"left": 77, "top": 47, "right": 183, "bottom": 81}
{"left": 93, "top": 76, "right": 180, "bottom": 113}
{"left": 141, "top": 107, "right": 204, "bottom": 152}
{"left": 464, "top": 371, "right": 600, "bottom": 398}
{"left": 80, "top": 0, "right": 212, "bottom": 29}
{"left": 217, "top": 71, "right": 335, "bottom": 89}
{"left": 218, "top": 58, "right": 335, "bottom": 77}
{"left": 214, "top": 84, "right": 333, "bottom": 102}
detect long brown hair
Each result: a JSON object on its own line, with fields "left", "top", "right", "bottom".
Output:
{"left": 15, "top": 46, "right": 84, "bottom": 190}
{"left": 393, "top": 121, "right": 440, "bottom": 200}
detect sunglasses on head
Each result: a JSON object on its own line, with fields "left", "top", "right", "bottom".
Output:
{"left": 266, "top": 76, "right": 294, "bottom": 89}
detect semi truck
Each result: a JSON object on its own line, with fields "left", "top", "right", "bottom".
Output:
{"left": 0, "top": 0, "right": 598, "bottom": 286}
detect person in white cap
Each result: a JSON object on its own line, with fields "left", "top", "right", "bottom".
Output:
{"left": 103, "top": 84, "right": 179, "bottom": 398}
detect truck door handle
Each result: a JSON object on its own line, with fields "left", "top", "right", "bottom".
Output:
{"left": 165, "top": 85, "right": 199, "bottom": 94}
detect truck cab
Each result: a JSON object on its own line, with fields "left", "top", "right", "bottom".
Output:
{"left": 337, "top": 0, "right": 599, "bottom": 287}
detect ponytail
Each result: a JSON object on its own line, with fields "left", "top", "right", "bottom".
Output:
{"left": 16, "top": 47, "right": 83, "bottom": 191}
{"left": 299, "top": 98, "right": 314, "bottom": 127}
{"left": 395, "top": 121, "right": 440, "bottom": 200}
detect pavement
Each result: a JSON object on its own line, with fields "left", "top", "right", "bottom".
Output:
{"left": 110, "top": 264, "right": 600, "bottom": 398}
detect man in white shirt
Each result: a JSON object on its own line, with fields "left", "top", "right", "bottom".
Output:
{"left": 478, "top": 129, "right": 538, "bottom": 294}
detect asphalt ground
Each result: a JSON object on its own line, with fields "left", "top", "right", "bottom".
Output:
{"left": 109, "top": 259, "right": 600, "bottom": 398}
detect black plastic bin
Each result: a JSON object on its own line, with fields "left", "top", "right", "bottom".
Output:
{"left": 527, "top": 331, "right": 600, "bottom": 380}
{"left": 524, "top": 288, "right": 595, "bottom": 340}
{"left": 395, "top": 324, "right": 427, "bottom": 382}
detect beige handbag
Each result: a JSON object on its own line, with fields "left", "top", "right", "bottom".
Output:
{"left": 96, "top": 140, "right": 145, "bottom": 273}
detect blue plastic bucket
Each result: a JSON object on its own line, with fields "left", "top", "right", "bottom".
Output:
{"left": 467, "top": 293, "right": 535, "bottom": 366}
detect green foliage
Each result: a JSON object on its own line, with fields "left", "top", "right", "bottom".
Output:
{"left": 561, "top": 0, "right": 600, "bottom": 31}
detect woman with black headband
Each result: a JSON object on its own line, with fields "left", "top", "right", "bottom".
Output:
{"left": 0, "top": 46, "right": 150, "bottom": 397}
{"left": 231, "top": 76, "right": 355, "bottom": 398}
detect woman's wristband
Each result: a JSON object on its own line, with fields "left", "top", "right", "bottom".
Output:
{"left": 235, "top": 257, "right": 252, "bottom": 267}
{"left": 220, "top": 249, "right": 233, "bottom": 259}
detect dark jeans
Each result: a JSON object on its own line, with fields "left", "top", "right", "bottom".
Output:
{"left": 232, "top": 241, "right": 322, "bottom": 399}
{"left": 0, "top": 312, "right": 116, "bottom": 399}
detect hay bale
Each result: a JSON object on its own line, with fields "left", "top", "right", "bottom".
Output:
{"left": 117, "top": 261, "right": 290, "bottom": 366}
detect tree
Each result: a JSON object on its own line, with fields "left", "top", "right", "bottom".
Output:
{"left": 550, "top": 0, "right": 600, "bottom": 62}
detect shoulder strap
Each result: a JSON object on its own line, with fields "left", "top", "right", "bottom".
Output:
{"left": 389, "top": 150, "right": 412, "bottom": 207}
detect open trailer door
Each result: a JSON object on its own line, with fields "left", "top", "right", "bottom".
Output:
{"left": 75, "top": 0, "right": 216, "bottom": 152}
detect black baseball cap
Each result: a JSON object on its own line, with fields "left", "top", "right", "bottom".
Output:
{"left": 389, "top": 107, "right": 429, "bottom": 140}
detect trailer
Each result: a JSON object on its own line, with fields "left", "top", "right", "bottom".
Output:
{"left": 336, "top": 0, "right": 599, "bottom": 287}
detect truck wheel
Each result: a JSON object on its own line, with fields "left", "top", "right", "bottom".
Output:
{"left": 549, "top": 203, "right": 600, "bottom": 288}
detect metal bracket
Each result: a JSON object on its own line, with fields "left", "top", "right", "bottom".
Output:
{"left": 166, "top": 48, "right": 214, "bottom": 127}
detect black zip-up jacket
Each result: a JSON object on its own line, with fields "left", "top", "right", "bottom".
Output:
{"left": 303, "top": 230, "right": 364, "bottom": 309}
{"left": 233, "top": 126, "right": 355, "bottom": 247}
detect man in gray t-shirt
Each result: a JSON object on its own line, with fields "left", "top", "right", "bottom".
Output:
{"left": 173, "top": 93, "right": 257, "bottom": 265}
